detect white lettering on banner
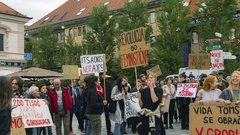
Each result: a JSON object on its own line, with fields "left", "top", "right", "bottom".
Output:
{"left": 210, "top": 50, "right": 224, "bottom": 70}
{"left": 176, "top": 83, "right": 198, "bottom": 98}
{"left": 80, "top": 54, "right": 106, "bottom": 74}
{"left": 11, "top": 98, "right": 54, "bottom": 128}
{"left": 124, "top": 92, "right": 141, "bottom": 119}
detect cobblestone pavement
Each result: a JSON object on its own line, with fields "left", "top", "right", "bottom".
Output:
{"left": 52, "top": 114, "right": 189, "bottom": 135}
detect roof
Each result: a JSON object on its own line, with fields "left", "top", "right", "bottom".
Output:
{"left": 27, "top": 0, "right": 158, "bottom": 30}
{"left": 188, "top": 0, "right": 205, "bottom": 14}
{"left": 0, "top": 2, "right": 31, "bottom": 19}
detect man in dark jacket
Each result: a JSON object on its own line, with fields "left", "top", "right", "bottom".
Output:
{"left": 48, "top": 79, "right": 72, "bottom": 135}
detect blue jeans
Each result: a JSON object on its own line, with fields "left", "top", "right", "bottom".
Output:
{"left": 85, "top": 120, "right": 92, "bottom": 135}
{"left": 114, "top": 123, "right": 121, "bottom": 135}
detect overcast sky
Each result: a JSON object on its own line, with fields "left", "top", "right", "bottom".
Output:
{"left": 1, "top": 0, "right": 67, "bottom": 26}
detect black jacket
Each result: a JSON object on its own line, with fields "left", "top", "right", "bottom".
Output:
{"left": 86, "top": 87, "right": 104, "bottom": 115}
{"left": 0, "top": 109, "right": 11, "bottom": 135}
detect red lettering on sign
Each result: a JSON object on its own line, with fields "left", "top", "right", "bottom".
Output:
{"left": 121, "top": 50, "right": 148, "bottom": 69}
{"left": 11, "top": 118, "right": 23, "bottom": 129}
{"left": 195, "top": 127, "right": 203, "bottom": 135}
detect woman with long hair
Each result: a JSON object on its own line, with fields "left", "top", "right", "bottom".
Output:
{"left": 195, "top": 75, "right": 222, "bottom": 103}
{"left": 219, "top": 71, "right": 240, "bottom": 104}
{"left": 86, "top": 75, "right": 107, "bottom": 135}
{"left": 0, "top": 76, "right": 12, "bottom": 135}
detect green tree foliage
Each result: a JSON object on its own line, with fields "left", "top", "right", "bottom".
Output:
{"left": 194, "top": 0, "right": 240, "bottom": 74}
{"left": 83, "top": 4, "right": 118, "bottom": 75}
{"left": 62, "top": 36, "right": 84, "bottom": 65}
{"left": 26, "top": 25, "right": 62, "bottom": 70}
{"left": 153, "top": 0, "right": 191, "bottom": 77}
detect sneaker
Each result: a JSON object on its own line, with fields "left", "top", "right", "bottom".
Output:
{"left": 70, "top": 131, "right": 75, "bottom": 135}
{"left": 107, "top": 131, "right": 113, "bottom": 135}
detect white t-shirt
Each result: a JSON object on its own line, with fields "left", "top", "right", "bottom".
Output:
{"left": 197, "top": 89, "right": 222, "bottom": 102}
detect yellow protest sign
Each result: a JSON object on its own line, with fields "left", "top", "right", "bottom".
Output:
{"left": 62, "top": 65, "right": 79, "bottom": 79}
{"left": 119, "top": 27, "right": 148, "bottom": 69}
{"left": 188, "top": 53, "right": 210, "bottom": 69}
{"left": 190, "top": 102, "right": 240, "bottom": 135}
{"left": 146, "top": 65, "right": 162, "bottom": 77}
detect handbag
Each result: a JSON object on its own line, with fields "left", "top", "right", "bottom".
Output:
{"left": 108, "top": 99, "right": 116, "bottom": 113}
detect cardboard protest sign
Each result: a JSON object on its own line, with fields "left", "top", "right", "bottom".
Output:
{"left": 62, "top": 65, "right": 79, "bottom": 79}
{"left": 146, "top": 65, "right": 162, "bottom": 77}
{"left": 80, "top": 54, "right": 106, "bottom": 74}
{"left": 11, "top": 116, "right": 26, "bottom": 135}
{"left": 124, "top": 92, "right": 141, "bottom": 119}
{"left": 119, "top": 27, "right": 148, "bottom": 69}
{"left": 210, "top": 50, "right": 224, "bottom": 70}
{"left": 176, "top": 83, "right": 198, "bottom": 98}
{"left": 11, "top": 98, "right": 54, "bottom": 128}
{"left": 188, "top": 53, "right": 210, "bottom": 69}
{"left": 190, "top": 102, "right": 240, "bottom": 135}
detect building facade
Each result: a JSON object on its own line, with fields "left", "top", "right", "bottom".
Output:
{"left": 0, "top": 2, "right": 31, "bottom": 73}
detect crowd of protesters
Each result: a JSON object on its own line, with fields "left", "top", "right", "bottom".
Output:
{"left": 0, "top": 67, "right": 240, "bottom": 135}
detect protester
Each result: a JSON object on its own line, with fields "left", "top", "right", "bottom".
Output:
{"left": 11, "top": 76, "right": 25, "bottom": 98}
{"left": 161, "top": 78, "right": 171, "bottom": 129}
{"left": 217, "top": 71, "right": 228, "bottom": 89}
{"left": 0, "top": 76, "right": 12, "bottom": 135}
{"left": 219, "top": 71, "right": 240, "bottom": 103}
{"left": 39, "top": 84, "right": 53, "bottom": 135}
{"left": 110, "top": 77, "right": 126, "bottom": 135}
{"left": 86, "top": 75, "right": 107, "bottom": 135}
{"left": 48, "top": 79, "right": 72, "bottom": 135}
{"left": 195, "top": 76, "right": 222, "bottom": 103}
{"left": 99, "top": 72, "right": 113, "bottom": 135}
{"left": 28, "top": 86, "right": 41, "bottom": 134}
{"left": 162, "top": 77, "right": 176, "bottom": 129}
{"left": 137, "top": 72, "right": 165, "bottom": 135}
{"left": 69, "top": 79, "right": 84, "bottom": 134}
{"left": 177, "top": 72, "right": 191, "bottom": 130}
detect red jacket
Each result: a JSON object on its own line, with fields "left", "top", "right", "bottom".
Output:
{"left": 48, "top": 87, "right": 72, "bottom": 113}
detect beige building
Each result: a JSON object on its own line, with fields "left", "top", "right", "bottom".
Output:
{"left": 0, "top": 2, "right": 31, "bottom": 74}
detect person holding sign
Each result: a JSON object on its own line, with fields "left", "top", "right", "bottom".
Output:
{"left": 195, "top": 76, "right": 222, "bottom": 103}
{"left": 11, "top": 76, "right": 25, "bottom": 98}
{"left": 219, "top": 71, "right": 240, "bottom": 104}
{"left": 0, "top": 76, "right": 12, "bottom": 135}
{"left": 137, "top": 72, "right": 165, "bottom": 135}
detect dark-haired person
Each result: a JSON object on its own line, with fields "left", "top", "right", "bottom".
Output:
{"left": 0, "top": 76, "right": 12, "bottom": 135}
{"left": 11, "top": 76, "right": 25, "bottom": 98}
{"left": 86, "top": 75, "right": 107, "bottom": 135}
{"left": 137, "top": 72, "right": 165, "bottom": 135}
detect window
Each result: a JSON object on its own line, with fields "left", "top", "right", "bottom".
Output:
{"left": 0, "top": 34, "right": 3, "bottom": 51}
{"left": 76, "top": 8, "right": 86, "bottom": 16}
{"left": 150, "top": 12, "right": 155, "bottom": 23}
{"left": 192, "top": 32, "right": 199, "bottom": 44}
{"left": 73, "top": 28, "right": 78, "bottom": 37}
{"left": 78, "top": 27, "right": 82, "bottom": 36}
{"left": 69, "top": 28, "right": 74, "bottom": 37}
{"left": 82, "top": 26, "right": 86, "bottom": 35}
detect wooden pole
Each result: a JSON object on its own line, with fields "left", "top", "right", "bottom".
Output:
{"left": 71, "top": 79, "right": 75, "bottom": 105}
{"left": 103, "top": 54, "right": 107, "bottom": 100}
{"left": 135, "top": 67, "right": 138, "bottom": 90}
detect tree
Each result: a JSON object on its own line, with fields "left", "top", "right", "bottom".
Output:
{"left": 83, "top": 4, "right": 118, "bottom": 75}
{"left": 26, "top": 25, "right": 62, "bottom": 70}
{"left": 194, "top": 0, "right": 240, "bottom": 74}
{"left": 62, "top": 36, "right": 84, "bottom": 65}
{"left": 152, "top": 0, "right": 191, "bottom": 77}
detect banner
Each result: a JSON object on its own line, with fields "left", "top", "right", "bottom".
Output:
{"left": 11, "top": 116, "right": 26, "bottom": 135}
{"left": 119, "top": 27, "right": 148, "bottom": 69}
{"left": 190, "top": 103, "right": 240, "bottom": 135}
{"left": 80, "top": 54, "right": 106, "bottom": 74}
{"left": 176, "top": 83, "right": 198, "bottom": 98}
{"left": 210, "top": 50, "right": 224, "bottom": 70}
{"left": 146, "top": 65, "right": 162, "bottom": 77}
{"left": 124, "top": 92, "right": 141, "bottom": 119}
{"left": 188, "top": 53, "right": 210, "bottom": 69}
{"left": 11, "top": 98, "right": 54, "bottom": 128}
{"left": 62, "top": 65, "right": 79, "bottom": 79}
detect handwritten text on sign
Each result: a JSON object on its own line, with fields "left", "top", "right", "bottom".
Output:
{"left": 11, "top": 98, "right": 53, "bottom": 128}
{"left": 210, "top": 50, "right": 224, "bottom": 70}
{"left": 119, "top": 27, "right": 148, "bottom": 69}
{"left": 11, "top": 116, "right": 26, "bottom": 135}
{"left": 124, "top": 92, "right": 141, "bottom": 119}
{"left": 190, "top": 103, "right": 240, "bottom": 135}
{"left": 176, "top": 83, "right": 198, "bottom": 98}
{"left": 80, "top": 54, "right": 106, "bottom": 74}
